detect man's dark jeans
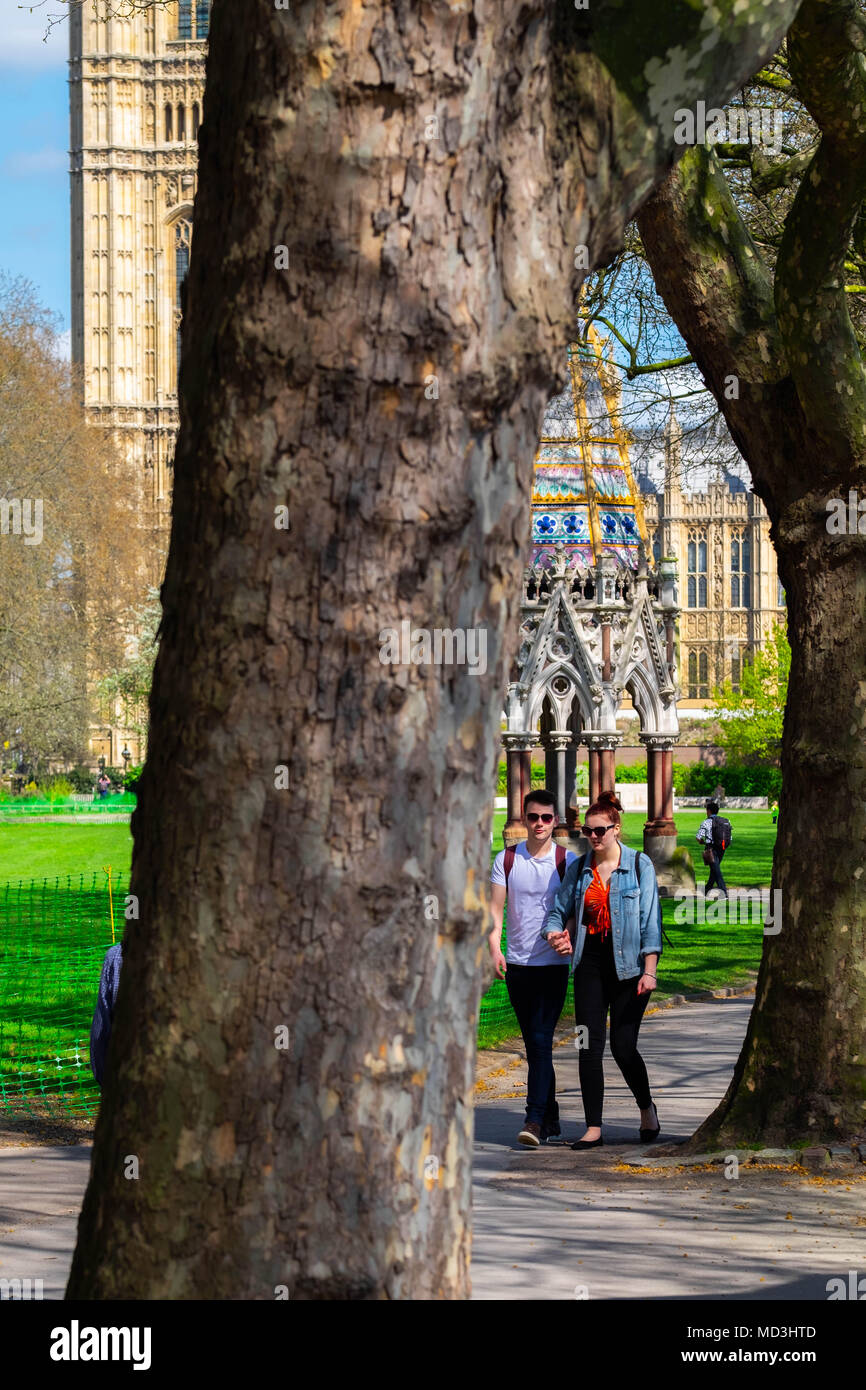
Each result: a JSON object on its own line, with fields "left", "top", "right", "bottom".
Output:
{"left": 505, "top": 963, "right": 569, "bottom": 1129}
{"left": 706, "top": 846, "right": 727, "bottom": 896}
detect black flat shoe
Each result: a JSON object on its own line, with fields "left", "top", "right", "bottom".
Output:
{"left": 640, "top": 1103, "right": 660, "bottom": 1143}
{"left": 571, "top": 1136, "right": 604, "bottom": 1150}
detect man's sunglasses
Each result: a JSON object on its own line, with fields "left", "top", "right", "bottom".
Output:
{"left": 526, "top": 812, "right": 555, "bottom": 824}
{"left": 582, "top": 823, "right": 614, "bottom": 837}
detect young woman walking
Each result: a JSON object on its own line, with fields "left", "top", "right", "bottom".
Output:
{"left": 542, "top": 791, "right": 663, "bottom": 1149}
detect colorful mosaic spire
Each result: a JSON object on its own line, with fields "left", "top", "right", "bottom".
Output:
{"left": 531, "top": 327, "right": 648, "bottom": 569}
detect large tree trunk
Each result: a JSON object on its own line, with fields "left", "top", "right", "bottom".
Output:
{"left": 67, "top": 0, "right": 803, "bottom": 1299}
{"left": 638, "top": 0, "right": 866, "bottom": 1147}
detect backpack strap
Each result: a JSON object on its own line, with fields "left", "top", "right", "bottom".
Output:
{"left": 503, "top": 844, "right": 516, "bottom": 889}
{"left": 637, "top": 848, "right": 673, "bottom": 948}
{"left": 555, "top": 843, "right": 567, "bottom": 881}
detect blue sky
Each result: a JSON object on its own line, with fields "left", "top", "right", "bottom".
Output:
{"left": 0, "top": 0, "right": 71, "bottom": 347}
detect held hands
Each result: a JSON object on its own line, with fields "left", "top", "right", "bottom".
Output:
{"left": 548, "top": 918, "right": 574, "bottom": 958}
{"left": 637, "top": 973, "right": 657, "bottom": 996}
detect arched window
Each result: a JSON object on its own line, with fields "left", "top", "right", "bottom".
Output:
{"left": 178, "top": 1, "right": 192, "bottom": 39}
{"left": 177, "top": 103, "right": 186, "bottom": 141}
{"left": 731, "top": 529, "right": 751, "bottom": 607}
{"left": 687, "top": 649, "right": 709, "bottom": 699}
{"left": 174, "top": 219, "right": 192, "bottom": 391}
{"left": 192, "top": 102, "right": 200, "bottom": 138}
{"left": 687, "top": 530, "right": 707, "bottom": 609}
{"left": 164, "top": 104, "right": 173, "bottom": 141}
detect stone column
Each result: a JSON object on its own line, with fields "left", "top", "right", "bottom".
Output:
{"left": 502, "top": 736, "right": 536, "bottom": 847}
{"left": 640, "top": 734, "right": 691, "bottom": 895}
{"left": 585, "top": 733, "right": 622, "bottom": 804}
{"left": 588, "top": 747, "right": 600, "bottom": 805}
{"left": 600, "top": 746, "right": 617, "bottom": 793}
{"left": 645, "top": 743, "right": 659, "bottom": 822}
{"left": 548, "top": 732, "right": 572, "bottom": 845}
{"left": 662, "top": 748, "right": 675, "bottom": 822}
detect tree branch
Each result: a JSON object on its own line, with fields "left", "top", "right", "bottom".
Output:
{"left": 775, "top": 0, "right": 866, "bottom": 455}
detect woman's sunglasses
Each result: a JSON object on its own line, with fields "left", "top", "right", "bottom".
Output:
{"left": 526, "top": 812, "right": 555, "bottom": 824}
{"left": 582, "top": 823, "right": 614, "bottom": 837}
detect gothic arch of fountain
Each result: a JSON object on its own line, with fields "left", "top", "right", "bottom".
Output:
{"left": 502, "top": 330, "right": 684, "bottom": 882}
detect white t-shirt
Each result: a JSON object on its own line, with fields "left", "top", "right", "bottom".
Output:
{"left": 491, "top": 842, "right": 578, "bottom": 966}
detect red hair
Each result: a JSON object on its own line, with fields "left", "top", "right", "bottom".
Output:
{"left": 585, "top": 789, "right": 623, "bottom": 825}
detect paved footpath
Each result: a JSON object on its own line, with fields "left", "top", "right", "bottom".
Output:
{"left": 1, "top": 996, "right": 864, "bottom": 1300}
{"left": 472, "top": 996, "right": 866, "bottom": 1300}
{"left": 0, "top": 1146, "right": 91, "bottom": 1298}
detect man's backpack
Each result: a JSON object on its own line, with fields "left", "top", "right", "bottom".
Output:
{"left": 711, "top": 815, "right": 733, "bottom": 852}
{"left": 504, "top": 841, "right": 567, "bottom": 887}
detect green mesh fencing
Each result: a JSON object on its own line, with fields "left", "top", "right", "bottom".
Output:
{"left": 0, "top": 860, "right": 519, "bottom": 1117}
{"left": 0, "top": 795, "right": 135, "bottom": 821}
{"left": 477, "top": 975, "right": 574, "bottom": 1050}
{"left": 0, "top": 873, "right": 126, "bottom": 1116}
{"left": 476, "top": 909, "right": 574, "bottom": 1049}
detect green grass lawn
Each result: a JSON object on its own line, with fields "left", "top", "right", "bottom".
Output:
{"left": 0, "top": 871, "right": 129, "bottom": 1115}
{"left": 0, "top": 823, "right": 133, "bottom": 885}
{"left": 0, "top": 806, "right": 775, "bottom": 1105}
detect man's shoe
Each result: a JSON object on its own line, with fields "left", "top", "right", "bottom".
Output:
{"left": 517, "top": 1121, "right": 543, "bottom": 1147}
{"left": 540, "top": 1121, "right": 561, "bottom": 1142}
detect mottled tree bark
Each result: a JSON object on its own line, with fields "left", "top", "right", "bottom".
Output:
{"left": 639, "top": 0, "right": 866, "bottom": 1148}
{"left": 68, "top": 0, "right": 802, "bottom": 1299}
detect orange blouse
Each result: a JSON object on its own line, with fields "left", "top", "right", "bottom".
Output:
{"left": 582, "top": 861, "right": 612, "bottom": 938}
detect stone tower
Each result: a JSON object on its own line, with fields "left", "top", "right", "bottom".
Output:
{"left": 69, "top": 0, "right": 210, "bottom": 571}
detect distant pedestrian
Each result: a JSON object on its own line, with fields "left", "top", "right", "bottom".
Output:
{"left": 96, "top": 772, "right": 110, "bottom": 799}
{"left": 90, "top": 942, "right": 123, "bottom": 1085}
{"left": 770, "top": 799, "right": 778, "bottom": 825}
{"left": 697, "top": 800, "right": 732, "bottom": 899}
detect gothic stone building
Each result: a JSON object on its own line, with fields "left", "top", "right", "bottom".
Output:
{"left": 641, "top": 411, "right": 786, "bottom": 709}
{"left": 70, "top": 0, "right": 209, "bottom": 544}
{"left": 69, "top": 1, "right": 209, "bottom": 765}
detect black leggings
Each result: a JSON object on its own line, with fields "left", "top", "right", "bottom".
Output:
{"left": 574, "top": 933, "right": 653, "bottom": 1127}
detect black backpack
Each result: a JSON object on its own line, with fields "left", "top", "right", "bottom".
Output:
{"left": 711, "top": 815, "right": 733, "bottom": 852}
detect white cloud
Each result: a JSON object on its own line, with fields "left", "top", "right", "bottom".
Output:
{"left": 2, "top": 146, "right": 67, "bottom": 175}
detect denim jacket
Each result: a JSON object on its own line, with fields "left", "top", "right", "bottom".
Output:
{"left": 540, "top": 843, "right": 662, "bottom": 980}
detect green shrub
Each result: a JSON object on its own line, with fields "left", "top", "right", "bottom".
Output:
{"left": 681, "top": 760, "right": 781, "bottom": 798}
{"left": 45, "top": 777, "right": 75, "bottom": 801}
{"left": 67, "top": 765, "right": 96, "bottom": 793}
{"left": 123, "top": 763, "right": 143, "bottom": 793}
{"left": 615, "top": 763, "right": 647, "bottom": 783}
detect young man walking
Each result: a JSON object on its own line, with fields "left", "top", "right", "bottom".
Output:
{"left": 489, "top": 790, "right": 577, "bottom": 1147}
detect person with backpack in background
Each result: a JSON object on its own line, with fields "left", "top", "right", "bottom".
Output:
{"left": 697, "top": 799, "right": 732, "bottom": 899}
{"left": 489, "top": 789, "right": 578, "bottom": 1147}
